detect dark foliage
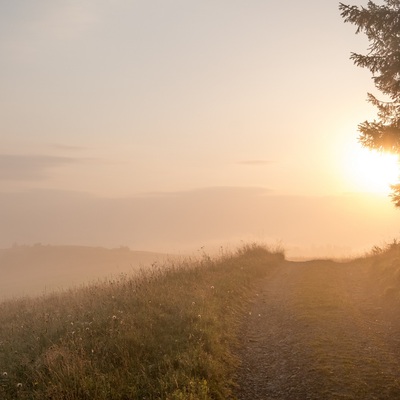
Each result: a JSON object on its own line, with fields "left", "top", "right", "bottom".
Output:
{"left": 340, "top": 0, "right": 400, "bottom": 204}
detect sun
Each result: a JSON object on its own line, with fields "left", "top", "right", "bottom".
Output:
{"left": 346, "top": 144, "right": 399, "bottom": 194}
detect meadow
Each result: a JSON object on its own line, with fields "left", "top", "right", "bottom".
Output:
{"left": 3, "top": 241, "right": 400, "bottom": 399}
{"left": 0, "top": 244, "right": 284, "bottom": 400}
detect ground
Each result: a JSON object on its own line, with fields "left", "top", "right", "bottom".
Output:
{"left": 235, "top": 259, "right": 400, "bottom": 399}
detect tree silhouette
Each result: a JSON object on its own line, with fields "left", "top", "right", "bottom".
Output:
{"left": 340, "top": 0, "right": 400, "bottom": 205}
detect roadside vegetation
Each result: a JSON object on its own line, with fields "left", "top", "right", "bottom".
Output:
{"left": 354, "top": 240, "right": 400, "bottom": 307}
{"left": 0, "top": 244, "right": 284, "bottom": 400}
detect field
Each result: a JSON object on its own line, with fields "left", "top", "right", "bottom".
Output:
{"left": 0, "top": 244, "right": 283, "bottom": 399}
{"left": 2, "top": 242, "right": 400, "bottom": 399}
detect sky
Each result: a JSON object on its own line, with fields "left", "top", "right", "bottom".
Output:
{"left": 1, "top": 0, "right": 399, "bottom": 258}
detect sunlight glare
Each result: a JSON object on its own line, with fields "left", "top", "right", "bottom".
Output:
{"left": 346, "top": 144, "right": 399, "bottom": 194}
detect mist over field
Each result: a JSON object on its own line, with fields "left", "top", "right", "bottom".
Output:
{"left": 0, "top": 244, "right": 172, "bottom": 301}
{"left": 1, "top": 187, "right": 398, "bottom": 300}
{"left": 0, "top": 188, "right": 399, "bottom": 259}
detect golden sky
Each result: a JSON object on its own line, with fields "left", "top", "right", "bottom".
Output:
{"left": 1, "top": 0, "right": 399, "bottom": 257}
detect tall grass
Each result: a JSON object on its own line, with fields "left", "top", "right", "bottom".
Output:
{"left": 0, "top": 244, "right": 283, "bottom": 399}
{"left": 354, "top": 239, "right": 400, "bottom": 306}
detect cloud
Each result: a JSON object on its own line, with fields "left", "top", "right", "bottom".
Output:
{"left": 237, "top": 160, "right": 272, "bottom": 166}
{"left": 50, "top": 143, "right": 87, "bottom": 152}
{"left": 0, "top": 154, "right": 77, "bottom": 181}
{"left": 142, "top": 186, "right": 271, "bottom": 197}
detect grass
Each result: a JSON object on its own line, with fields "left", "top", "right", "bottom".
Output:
{"left": 351, "top": 239, "right": 400, "bottom": 305}
{"left": 0, "top": 243, "right": 284, "bottom": 400}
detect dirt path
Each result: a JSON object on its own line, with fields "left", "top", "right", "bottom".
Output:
{"left": 235, "top": 260, "right": 400, "bottom": 399}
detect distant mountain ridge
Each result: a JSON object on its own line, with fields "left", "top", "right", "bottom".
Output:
{"left": 0, "top": 244, "right": 173, "bottom": 300}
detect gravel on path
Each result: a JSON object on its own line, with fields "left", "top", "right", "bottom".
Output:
{"left": 235, "top": 260, "right": 400, "bottom": 400}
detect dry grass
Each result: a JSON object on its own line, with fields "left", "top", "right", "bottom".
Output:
{"left": 0, "top": 244, "right": 283, "bottom": 399}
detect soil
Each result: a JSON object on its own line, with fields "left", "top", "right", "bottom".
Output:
{"left": 234, "top": 260, "right": 400, "bottom": 400}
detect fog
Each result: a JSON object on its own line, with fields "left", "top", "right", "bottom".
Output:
{"left": 1, "top": 187, "right": 399, "bottom": 299}
{"left": 1, "top": 187, "right": 398, "bottom": 256}
{"left": 0, "top": 245, "right": 172, "bottom": 301}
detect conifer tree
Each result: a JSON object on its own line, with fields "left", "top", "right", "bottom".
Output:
{"left": 340, "top": 0, "right": 400, "bottom": 205}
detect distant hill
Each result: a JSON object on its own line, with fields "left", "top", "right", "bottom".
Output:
{"left": 0, "top": 244, "right": 174, "bottom": 300}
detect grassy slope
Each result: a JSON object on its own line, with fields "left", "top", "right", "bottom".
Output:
{"left": 352, "top": 241, "right": 400, "bottom": 311}
{"left": 0, "top": 244, "right": 283, "bottom": 400}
